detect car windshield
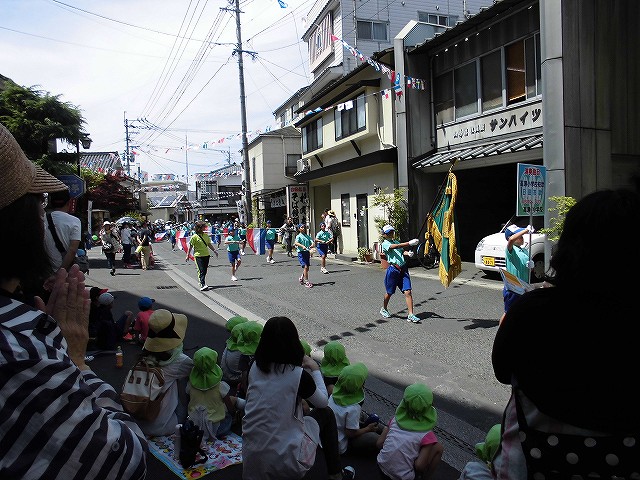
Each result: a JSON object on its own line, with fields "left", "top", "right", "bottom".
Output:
{"left": 499, "top": 214, "right": 545, "bottom": 232}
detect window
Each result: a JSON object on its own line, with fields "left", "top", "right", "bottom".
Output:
{"left": 434, "top": 71, "right": 454, "bottom": 124}
{"left": 302, "top": 118, "right": 323, "bottom": 154}
{"left": 454, "top": 62, "right": 478, "bottom": 118}
{"left": 418, "top": 12, "right": 458, "bottom": 27}
{"left": 335, "top": 93, "right": 366, "bottom": 140}
{"left": 285, "top": 154, "right": 300, "bottom": 176}
{"left": 356, "top": 20, "right": 388, "bottom": 41}
{"left": 481, "top": 50, "right": 503, "bottom": 111}
{"left": 506, "top": 35, "right": 541, "bottom": 105}
{"left": 341, "top": 194, "right": 350, "bottom": 227}
{"left": 309, "top": 13, "right": 333, "bottom": 68}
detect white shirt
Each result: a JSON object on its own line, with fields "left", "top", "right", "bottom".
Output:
{"left": 120, "top": 227, "right": 132, "bottom": 245}
{"left": 328, "top": 396, "right": 362, "bottom": 454}
{"left": 43, "top": 210, "right": 82, "bottom": 271}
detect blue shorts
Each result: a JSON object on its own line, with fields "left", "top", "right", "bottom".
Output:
{"left": 266, "top": 239, "right": 275, "bottom": 249}
{"left": 384, "top": 264, "right": 412, "bottom": 295}
{"left": 228, "top": 250, "right": 240, "bottom": 264}
{"left": 316, "top": 243, "right": 328, "bottom": 256}
{"left": 298, "top": 250, "right": 310, "bottom": 267}
{"left": 503, "top": 287, "right": 522, "bottom": 312}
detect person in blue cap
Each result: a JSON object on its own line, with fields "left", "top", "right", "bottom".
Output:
{"left": 500, "top": 224, "right": 534, "bottom": 324}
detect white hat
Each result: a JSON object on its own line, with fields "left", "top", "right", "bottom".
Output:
{"left": 382, "top": 224, "right": 395, "bottom": 234}
{"left": 103, "top": 221, "right": 112, "bottom": 227}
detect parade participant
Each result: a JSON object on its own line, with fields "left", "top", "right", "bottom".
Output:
{"left": 224, "top": 226, "right": 242, "bottom": 281}
{"left": 377, "top": 383, "right": 443, "bottom": 480}
{"left": 185, "top": 220, "right": 219, "bottom": 291}
{"left": 0, "top": 123, "right": 147, "bottom": 478}
{"left": 294, "top": 223, "right": 314, "bottom": 288}
{"left": 100, "top": 221, "right": 122, "bottom": 276}
{"left": 315, "top": 221, "right": 333, "bottom": 274}
{"left": 264, "top": 219, "right": 277, "bottom": 264}
{"left": 499, "top": 224, "right": 535, "bottom": 325}
{"left": 242, "top": 316, "right": 355, "bottom": 480}
{"left": 491, "top": 189, "right": 640, "bottom": 479}
{"left": 238, "top": 222, "right": 247, "bottom": 255}
{"left": 379, "top": 225, "right": 421, "bottom": 323}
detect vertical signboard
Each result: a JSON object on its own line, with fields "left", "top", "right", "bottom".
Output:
{"left": 516, "top": 163, "right": 546, "bottom": 217}
{"left": 286, "top": 185, "right": 308, "bottom": 226}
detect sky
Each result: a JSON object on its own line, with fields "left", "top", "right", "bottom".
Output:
{"left": 0, "top": 0, "right": 315, "bottom": 184}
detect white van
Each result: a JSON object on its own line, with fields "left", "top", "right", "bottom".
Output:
{"left": 474, "top": 215, "right": 546, "bottom": 282}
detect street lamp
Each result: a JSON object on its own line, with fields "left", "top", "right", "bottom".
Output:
{"left": 76, "top": 133, "right": 92, "bottom": 176}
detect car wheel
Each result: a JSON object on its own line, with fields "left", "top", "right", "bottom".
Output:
{"left": 531, "top": 254, "right": 545, "bottom": 282}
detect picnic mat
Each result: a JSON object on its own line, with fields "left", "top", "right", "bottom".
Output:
{"left": 147, "top": 433, "right": 243, "bottom": 479}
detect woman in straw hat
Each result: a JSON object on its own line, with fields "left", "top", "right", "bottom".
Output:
{"left": 137, "top": 308, "right": 194, "bottom": 437}
{"left": 0, "top": 123, "right": 147, "bottom": 478}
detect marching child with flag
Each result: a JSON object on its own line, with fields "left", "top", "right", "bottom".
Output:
{"left": 264, "top": 220, "right": 277, "bottom": 264}
{"left": 294, "top": 223, "right": 314, "bottom": 288}
{"left": 224, "top": 226, "right": 242, "bottom": 282}
{"left": 379, "top": 225, "right": 421, "bottom": 323}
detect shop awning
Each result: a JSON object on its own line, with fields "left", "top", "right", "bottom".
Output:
{"left": 412, "top": 134, "right": 543, "bottom": 169}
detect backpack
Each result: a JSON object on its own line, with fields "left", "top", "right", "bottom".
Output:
{"left": 120, "top": 359, "right": 166, "bottom": 421}
{"left": 179, "top": 419, "right": 207, "bottom": 468}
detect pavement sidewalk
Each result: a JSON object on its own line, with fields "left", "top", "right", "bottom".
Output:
{"left": 84, "top": 248, "right": 462, "bottom": 479}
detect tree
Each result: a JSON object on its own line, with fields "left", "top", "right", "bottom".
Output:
{"left": 83, "top": 174, "right": 138, "bottom": 216}
{"left": 370, "top": 187, "right": 409, "bottom": 241}
{"left": 540, "top": 196, "right": 576, "bottom": 242}
{"left": 0, "top": 80, "right": 88, "bottom": 175}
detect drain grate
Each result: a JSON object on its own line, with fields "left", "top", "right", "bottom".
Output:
{"left": 156, "top": 285, "right": 178, "bottom": 289}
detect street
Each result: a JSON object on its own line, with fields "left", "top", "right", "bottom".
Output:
{"left": 151, "top": 240, "right": 511, "bottom": 470}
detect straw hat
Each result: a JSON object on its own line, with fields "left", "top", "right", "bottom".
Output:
{"left": 144, "top": 309, "right": 188, "bottom": 352}
{"left": 0, "top": 123, "right": 67, "bottom": 209}
{"left": 328, "top": 209, "right": 336, "bottom": 216}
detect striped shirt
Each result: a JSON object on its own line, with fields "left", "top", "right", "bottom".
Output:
{"left": 0, "top": 294, "right": 147, "bottom": 479}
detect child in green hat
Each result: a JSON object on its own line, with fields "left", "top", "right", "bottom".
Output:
{"left": 320, "top": 340, "right": 350, "bottom": 395}
{"left": 220, "top": 318, "right": 250, "bottom": 392}
{"left": 458, "top": 424, "right": 501, "bottom": 480}
{"left": 186, "top": 347, "right": 245, "bottom": 441}
{"left": 328, "top": 362, "right": 381, "bottom": 455}
{"left": 221, "top": 321, "right": 263, "bottom": 397}
{"left": 376, "top": 383, "right": 443, "bottom": 480}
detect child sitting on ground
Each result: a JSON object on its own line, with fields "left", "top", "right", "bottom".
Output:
{"left": 220, "top": 320, "right": 262, "bottom": 397}
{"left": 320, "top": 340, "right": 350, "bottom": 395}
{"left": 377, "top": 383, "right": 444, "bottom": 480}
{"left": 329, "top": 362, "right": 381, "bottom": 455}
{"left": 186, "top": 347, "right": 246, "bottom": 441}
{"left": 458, "top": 424, "right": 501, "bottom": 480}
{"left": 94, "top": 293, "right": 135, "bottom": 350}
{"left": 133, "top": 296, "right": 155, "bottom": 344}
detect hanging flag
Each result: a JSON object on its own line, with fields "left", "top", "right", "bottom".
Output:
{"left": 246, "top": 228, "right": 265, "bottom": 255}
{"left": 426, "top": 170, "right": 462, "bottom": 287}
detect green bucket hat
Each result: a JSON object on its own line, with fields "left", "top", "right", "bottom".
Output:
{"left": 236, "top": 321, "right": 263, "bottom": 355}
{"left": 226, "top": 315, "right": 248, "bottom": 332}
{"left": 300, "top": 339, "right": 312, "bottom": 357}
{"left": 226, "top": 323, "right": 244, "bottom": 351}
{"left": 395, "top": 383, "right": 438, "bottom": 432}
{"left": 331, "top": 363, "right": 368, "bottom": 406}
{"left": 320, "top": 341, "right": 350, "bottom": 377}
{"left": 475, "top": 423, "right": 501, "bottom": 465}
{"left": 189, "top": 347, "right": 223, "bottom": 391}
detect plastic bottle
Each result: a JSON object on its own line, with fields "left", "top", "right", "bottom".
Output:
{"left": 174, "top": 424, "right": 182, "bottom": 460}
{"left": 115, "top": 346, "right": 123, "bottom": 368}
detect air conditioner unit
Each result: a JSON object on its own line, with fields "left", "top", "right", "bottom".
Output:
{"left": 296, "top": 159, "right": 310, "bottom": 172}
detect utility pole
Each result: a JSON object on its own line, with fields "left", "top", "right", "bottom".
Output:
{"left": 233, "top": 0, "right": 253, "bottom": 224}
{"left": 124, "top": 113, "right": 132, "bottom": 176}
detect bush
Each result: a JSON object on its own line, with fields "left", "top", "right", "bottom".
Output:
{"left": 540, "top": 196, "right": 576, "bottom": 242}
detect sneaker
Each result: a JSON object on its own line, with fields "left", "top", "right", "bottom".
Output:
{"left": 321, "top": 267, "right": 329, "bottom": 274}
{"left": 379, "top": 307, "right": 391, "bottom": 318}
{"left": 199, "top": 285, "right": 209, "bottom": 291}
{"left": 122, "top": 333, "right": 134, "bottom": 341}
{"left": 407, "top": 313, "right": 421, "bottom": 324}
{"left": 342, "top": 466, "right": 356, "bottom": 479}
{"left": 299, "top": 274, "right": 304, "bottom": 284}
{"left": 269, "top": 259, "right": 275, "bottom": 264}
{"left": 231, "top": 276, "right": 238, "bottom": 282}
{"left": 240, "top": 250, "right": 246, "bottom": 256}
{"left": 110, "top": 270, "right": 115, "bottom": 276}
{"left": 304, "top": 281, "right": 313, "bottom": 288}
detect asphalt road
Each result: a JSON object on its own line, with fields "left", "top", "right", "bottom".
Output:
{"left": 86, "top": 240, "right": 511, "bottom": 475}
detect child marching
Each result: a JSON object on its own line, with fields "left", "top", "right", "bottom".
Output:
{"left": 293, "top": 223, "right": 314, "bottom": 288}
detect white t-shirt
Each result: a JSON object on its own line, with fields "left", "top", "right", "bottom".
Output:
{"left": 120, "top": 227, "right": 132, "bottom": 245}
{"left": 328, "top": 396, "right": 362, "bottom": 454}
{"left": 43, "top": 210, "right": 82, "bottom": 271}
